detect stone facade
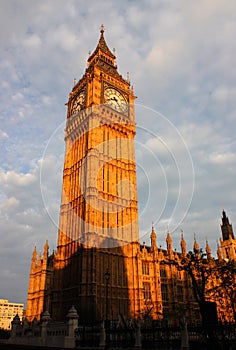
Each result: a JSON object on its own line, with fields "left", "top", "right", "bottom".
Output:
{"left": 25, "top": 27, "right": 236, "bottom": 326}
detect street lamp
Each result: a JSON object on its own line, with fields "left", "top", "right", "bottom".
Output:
{"left": 105, "top": 269, "right": 110, "bottom": 322}
{"left": 104, "top": 268, "right": 110, "bottom": 349}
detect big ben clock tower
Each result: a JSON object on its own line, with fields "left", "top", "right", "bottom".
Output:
{"left": 26, "top": 26, "right": 142, "bottom": 323}
{"left": 46, "top": 25, "right": 141, "bottom": 322}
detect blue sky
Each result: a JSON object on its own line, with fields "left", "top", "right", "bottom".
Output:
{"left": 0, "top": 0, "right": 236, "bottom": 306}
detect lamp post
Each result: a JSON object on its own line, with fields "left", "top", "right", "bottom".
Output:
{"left": 105, "top": 268, "right": 110, "bottom": 349}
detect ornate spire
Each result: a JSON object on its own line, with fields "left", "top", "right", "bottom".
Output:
{"left": 43, "top": 240, "right": 49, "bottom": 258}
{"left": 166, "top": 231, "right": 173, "bottom": 256}
{"left": 150, "top": 225, "right": 157, "bottom": 248}
{"left": 31, "top": 246, "right": 37, "bottom": 269}
{"left": 180, "top": 232, "right": 187, "bottom": 257}
{"left": 206, "top": 239, "right": 211, "bottom": 259}
{"left": 87, "top": 24, "right": 116, "bottom": 65}
{"left": 193, "top": 234, "right": 199, "bottom": 255}
{"left": 222, "top": 209, "right": 229, "bottom": 225}
{"left": 32, "top": 246, "right": 37, "bottom": 260}
{"left": 166, "top": 231, "right": 175, "bottom": 259}
{"left": 217, "top": 242, "right": 222, "bottom": 261}
{"left": 221, "top": 209, "right": 234, "bottom": 240}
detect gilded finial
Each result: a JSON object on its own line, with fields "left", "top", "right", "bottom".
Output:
{"left": 100, "top": 24, "right": 105, "bottom": 34}
{"left": 73, "top": 78, "right": 76, "bottom": 86}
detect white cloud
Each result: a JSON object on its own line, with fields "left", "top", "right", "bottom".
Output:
{"left": 0, "top": 170, "right": 37, "bottom": 188}
{"left": 0, "top": 196, "right": 19, "bottom": 216}
{"left": 0, "top": 130, "right": 8, "bottom": 139}
{"left": 46, "top": 25, "right": 79, "bottom": 51}
{"left": 0, "top": 164, "right": 58, "bottom": 303}
{"left": 23, "top": 33, "right": 42, "bottom": 50}
{"left": 12, "top": 92, "right": 24, "bottom": 103}
{"left": 212, "top": 85, "right": 236, "bottom": 104}
{"left": 208, "top": 152, "right": 236, "bottom": 165}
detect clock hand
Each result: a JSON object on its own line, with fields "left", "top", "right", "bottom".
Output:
{"left": 110, "top": 96, "right": 118, "bottom": 102}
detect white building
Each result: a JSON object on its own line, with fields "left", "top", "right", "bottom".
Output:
{"left": 0, "top": 299, "right": 24, "bottom": 330}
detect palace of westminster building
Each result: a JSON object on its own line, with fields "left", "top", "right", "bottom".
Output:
{"left": 26, "top": 27, "right": 236, "bottom": 326}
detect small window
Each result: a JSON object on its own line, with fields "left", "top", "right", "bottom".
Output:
{"left": 177, "top": 285, "right": 183, "bottom": 302}
{"left": 225, "top": 248, "right": 230, "bottom": 259}
{"left": 143, "top": 282, "right": 151, "bottom": 300}
{"left": 160, "top": 268, "right": 167, "bottom": 278}
{"left": 142, "top": 262, "right": 149, "bottom": 275}
{"left": 161, "top": 284, "right": 168, "bottom": 301}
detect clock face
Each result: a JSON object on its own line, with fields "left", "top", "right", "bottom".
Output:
{"left": 71, "top": 90, "right": 86, "bottom": 115}
{"left": 104, "top": 88, "right": 128, "bottom": 114}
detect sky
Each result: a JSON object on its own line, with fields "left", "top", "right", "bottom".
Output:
{"left": 0, "top": 0, "right": 236, "bottom": 306}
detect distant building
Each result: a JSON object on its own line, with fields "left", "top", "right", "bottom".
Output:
{"left": 0, "top": 299, "right": 24, "bottom": 330}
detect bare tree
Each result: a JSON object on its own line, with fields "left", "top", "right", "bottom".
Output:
{"left": 208, "top": 259, "right": 236, "bottom": 323}
{"left": 177, "top": 249, "right": 215, "bottom": 326}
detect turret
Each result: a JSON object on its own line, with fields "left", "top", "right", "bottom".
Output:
{"left": 205, "top": 240, "right": 211, "bottom": 260}
{"left": 221, "top": 210, "right": 234, "bottom": 241}
{"left": 220, "top": 210, "right": 236, "bottom": 260}
{"left": 180, "top": 232, "right": 187, "bottom": 258}
{"left": 166, "top": 231, "right": 173, "bottom": 258}
{"left": 31, "top": 246, "right": 37, "bottom": 269}
{"left": 193, "top": 234, "right": 199, "bottom": 256}
{"left": 150, "top": 225, "right": 157, "bottom": 250}
{"left": 166, "top": 232, "right": 172, "bottom": 252}
{"left": 43, "top": 240, "right": 49, "bottom": 259}
{"left": 217, "top": 242, "right": 222, "bottom": 261}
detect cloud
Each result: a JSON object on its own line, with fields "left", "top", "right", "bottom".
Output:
{"left": 0, "top": 130, "right": 8, "bottom": 139}
{"left": 0, "top": 163, "right": 58, "bottom": 303}
{"left": 208, "top": 152, "right": 236, "bottom": 165}
{"left": 23, "top": 33, "right": 42, "bottom": 50}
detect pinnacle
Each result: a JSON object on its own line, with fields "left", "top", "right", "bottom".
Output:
{"left": 88, "top": 25, "right": 116, "bottom": 63}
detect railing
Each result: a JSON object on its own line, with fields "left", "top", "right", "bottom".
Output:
{"left": 75, "top": 325, "right": 100, "bottom": 348}
{"left": 108, "top": 327, "right": 135, "bottom": 348}
{"left": 46, "top": 321, "right": 67, "bottom": 337}
{"left": 75, "top": 323, "right": 236, "bottom": 349}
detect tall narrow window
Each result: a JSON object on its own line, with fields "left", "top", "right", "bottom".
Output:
{"left": 177, "top": 285, "right": 183, "bottom": 302}
{"left": 107, "top": 168, "right": 109, "bottom": 192}
{"left": 102, "top": 210, "right": 105, "bottom": 234}
{"left": 142, "top": 262, "right": 149, "bottom": 275}
{"left": 102, "top": 167, "right": 105, "bottom": 191}
{"left": 161, "top": 284, "right": 168, "bottom": 301}
{"left": 143, "top": 282, "right": 151, "bottom": 300}
{"left": 103, "top": 129, "right": 105, "bottom": 153}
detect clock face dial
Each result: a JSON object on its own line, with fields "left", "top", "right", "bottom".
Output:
{"left": 72, "top": 90, "right": 86, "bottom": 115}
{"left": 104, "top": 88, "right": 128, "bottom": 114}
